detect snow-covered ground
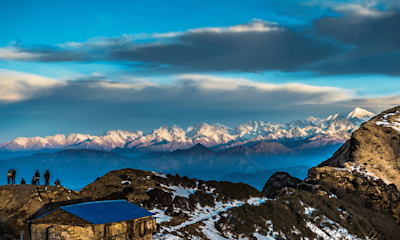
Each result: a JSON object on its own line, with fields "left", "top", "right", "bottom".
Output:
{"left": 306, "top": 216, "right": 362, "bottom": 240}
{"left": 150, "top": 195, "right": 268, "bottom": 239}
{"left": 149, "top": 185, "right": 371, "bottom": 240}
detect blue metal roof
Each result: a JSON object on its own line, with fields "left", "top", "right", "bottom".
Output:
{"left": 60, "top": 200, "right": 154, "bottom": 225}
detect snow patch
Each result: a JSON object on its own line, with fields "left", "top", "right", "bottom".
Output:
{"left": 150, "top": 209, "right": 172, "bottom": 223}
{"left": 347, "top": 163, "right": 389, "bottom": 183}
{"left": 376, "top": 111, "right": 400, "bottom": 132}
{"left": 152, "top": 171, "right": 167, "bottom": 178}
{"left": 304, "top": 206, "right": 316, "bottom": 216}
{"left": 160, "top": 184, "right": 196, "bottom": 199}
{"left": 306, "top": 215, "right": 363, "bottom": 240}
{"left": 152, "top": 233, "right": 183, "bottom": 240}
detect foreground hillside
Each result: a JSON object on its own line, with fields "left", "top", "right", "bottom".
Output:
{"left": 79, "top": 167, "right": 400, "bottom": 240}
{"left": 2, "top": 163, "right": 400, "bottom": 239}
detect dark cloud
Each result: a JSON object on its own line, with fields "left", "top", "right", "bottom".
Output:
{"left": 111, "top": 29, "right": 339, "bottom": 72}
{"left": 1, "top": 21, "right": 340, "bottom": 72}
{"left": 311, "top": 10, "right": 400, "bottom": 75}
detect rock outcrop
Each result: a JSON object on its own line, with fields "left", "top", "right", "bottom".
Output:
{"left": 79, "top": 169, "right": 159, "bottom": 203}
{"left": 307, "top": 166, "right": 400, "bottom": 223}
{"left": 0, "top": 185, "right": 87, "bottom": 239}
{"left": 319, "top": 106, "right": 400, "bottom": 188}
{"left": 262, "top": 172, "right": 302, "bottom": 198}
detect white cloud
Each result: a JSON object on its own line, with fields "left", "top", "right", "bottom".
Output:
{"left": 176, "top": 74, "right": 352, "bottom": 104}
{"left": 0, "top": 69, "right": 63, "bottom": 101}
{"left": 0, "top": 71, "right": 353, "bottom": 105}
{"left": 0, "top": 47, "right": 40, "bottom": 61}
{"left": 188, "top": 19, "right": 282, "bottom": 34}
{"left": 302, "top": 0, "right": 395, "bottom": 17}
{"left": 334, "top": 4, "right": 390, "bottom": 17}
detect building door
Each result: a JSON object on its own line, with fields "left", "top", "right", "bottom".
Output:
{"left": 104, "top": 224, "right": 113, "bottom": 239}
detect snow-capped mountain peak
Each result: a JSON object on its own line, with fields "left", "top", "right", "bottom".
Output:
{"left": 304, "top": 116, "right": 324, "bottom": 125}
{"left": 347, "top": 107, "right": 375, "bottom": 120}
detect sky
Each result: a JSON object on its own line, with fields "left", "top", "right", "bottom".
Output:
{"left": 1, "top": 0, "right": 400, "bottom": 143}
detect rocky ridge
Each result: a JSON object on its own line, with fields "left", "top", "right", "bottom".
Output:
{"left": 319, "top": 106, "right": 400, "bottom": 188}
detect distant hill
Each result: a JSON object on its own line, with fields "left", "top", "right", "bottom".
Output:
{"left": 221, "top": 165, "right": 309, "bottom": 190}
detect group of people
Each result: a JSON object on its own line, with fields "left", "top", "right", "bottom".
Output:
{"left": 7, "top": 169, "right": 61, "bottom": 187}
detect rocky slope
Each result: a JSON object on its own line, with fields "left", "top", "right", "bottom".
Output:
{"left": 319, "top": 106, "right": 400, "bottom": 188}
{"left": 307, "top": 166, "right": 400, "bottom": 223}
{"left": 0, "top": 185, "right": 87, "bottom": 239}
{"left": 0, "top": 108, "right": 375, "bottom": 154}
{"left": 78, "top": 166, "right": 400, "bottom": 239}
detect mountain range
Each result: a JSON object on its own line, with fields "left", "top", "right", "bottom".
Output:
{"left": 0, "top": 107, "right": 375, "bottom": 156}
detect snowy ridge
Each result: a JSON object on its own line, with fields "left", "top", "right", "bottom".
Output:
{"left": 0, "top": 108, "right": 375, "bottom": 152}
{"left": 376, "top": 111, "right": 400, "bottom": 132}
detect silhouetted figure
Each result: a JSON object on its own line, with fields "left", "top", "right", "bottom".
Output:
{"left": 54, "top": 179, "right": 61, "bottom": 187}
{"left": 31, "top": 176, "right": 36, "bottom": 185}
{"left": 7, "top": 170, "right": 12, "bottom": 185}
{"left": 11, "top": 169, "right": 16, "bottom": 185}
{"left": 21, "top": 178, "right": 26, "bottom": 185}
{"left": 44, "top": 169, "right": 50, "bottom": 186}
{"left": 35, "top": 170, "right": 40, "bottom": 185}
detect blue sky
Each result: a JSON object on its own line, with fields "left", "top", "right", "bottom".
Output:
{"left": 1, "top": 0, "right": 400, "bottom": 143}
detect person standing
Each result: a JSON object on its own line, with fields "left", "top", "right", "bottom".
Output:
{"left": 35, "top": 170, "right": 40, "bottom": 185}
{"left": 7, "top": 170, "right": 12, "bottom": 185}
{"left": 44, "top": 169, "right": 50, "bottom": 186}
{"left": 11, "top": 169, "right": 16, "bottom": 185}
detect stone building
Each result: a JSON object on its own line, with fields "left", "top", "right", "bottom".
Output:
{"left": 30, "top": 200, "right": 157, "bottom": 240}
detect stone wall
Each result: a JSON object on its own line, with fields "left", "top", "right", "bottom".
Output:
{"left": 126, "top": 216, "right": 156, "bottom": 240}
{"left": 31, "top": 216, "right": 157, "bottom": 240}
{"left": 31, "top": 223, "right": 95, "bottom": 240}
